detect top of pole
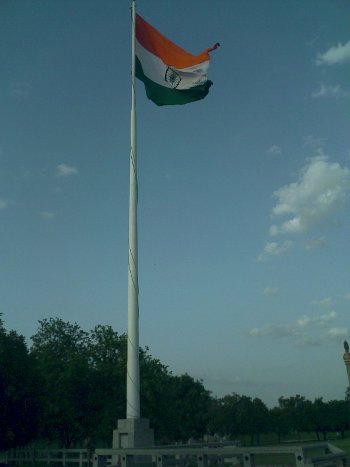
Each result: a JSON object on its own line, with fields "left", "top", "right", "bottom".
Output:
{"left": 131, "top": 0, "right": 136, "bottom": 85}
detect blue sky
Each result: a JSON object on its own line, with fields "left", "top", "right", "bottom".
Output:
{"left": 1, "top": 0, "right": 350, "bottom": 407}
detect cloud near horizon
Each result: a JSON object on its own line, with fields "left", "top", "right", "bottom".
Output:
{"left": 248, "top": 311, "right": 347, "bottom": 346}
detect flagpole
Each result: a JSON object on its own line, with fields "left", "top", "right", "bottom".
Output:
{"left": 126, "top": 0, "right": 140, "bottom": 420}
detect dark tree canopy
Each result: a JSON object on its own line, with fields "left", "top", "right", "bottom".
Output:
{"left": 1, "top": 315, "right": 350, "bottom": 450}
{"left": 0, "top": 316, "right": 41, "bottom": 450}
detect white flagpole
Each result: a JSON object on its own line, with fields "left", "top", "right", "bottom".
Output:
{"left": 126, "top": 0, "right": 140, "bottom": 420}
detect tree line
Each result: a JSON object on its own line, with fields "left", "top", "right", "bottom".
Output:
{"left": 1, "top": 315, "right": 349, "bottom": 451}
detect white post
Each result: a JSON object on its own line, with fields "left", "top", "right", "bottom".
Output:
{"left": 126, "top": 0, "right": 140, "bottom": 420}
{"left": 112, "top": 2, "right": 153, "bottom": 448}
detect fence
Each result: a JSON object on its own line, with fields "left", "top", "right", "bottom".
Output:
{"left": 0, "top": 449, "right": 90, "bottom": 467}
{"left": 92, "top": 442, "right": 348, "bottom": 467}
{"left": 0, "top": 443, "right": 347, "bottom": 467}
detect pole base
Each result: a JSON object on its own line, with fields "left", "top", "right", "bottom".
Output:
{"left": 113, "top": 418, "right": 154, "bottom": 448}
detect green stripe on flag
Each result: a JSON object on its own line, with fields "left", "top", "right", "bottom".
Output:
{"left": 136, "top": 58, "right": 212, "bottom": 106}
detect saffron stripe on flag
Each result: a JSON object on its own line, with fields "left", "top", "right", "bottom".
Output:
{"left": 136, "top": 15, "right": 211, "bottom": 69}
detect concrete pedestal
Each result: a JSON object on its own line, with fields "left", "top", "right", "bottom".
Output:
{"left": 113, "top": 418, "right": 154, "bottom": 449}
{"left": 112, "top": 419, "right": 154, "bottom": 466}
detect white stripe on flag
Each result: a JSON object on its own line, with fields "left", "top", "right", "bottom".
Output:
{"left": 136, "top": 40, "right": 210, "bottom": 90}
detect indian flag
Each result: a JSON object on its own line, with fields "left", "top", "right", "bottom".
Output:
{"left": 135, "top": 14, "right": 219, "bottom": 106}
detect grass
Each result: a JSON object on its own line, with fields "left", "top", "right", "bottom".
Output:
{"left": 234, "top": 431, "right": 350, "bottom": 454}
{"left": 331, "top": 436, "right": 350, "bottom": 454}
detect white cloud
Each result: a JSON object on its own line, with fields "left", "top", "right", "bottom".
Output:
{"left": 305, "top": 236, "right": 328, "bottom": 250}
{"left": 39, "top": 211, "right": 55, "bottom": 219}
{"left": 316, "top": 40, "right": 350, "bottom": 65}
{"left": 298, "top": 311, "right": 336, "bottom": 326}
{"left": 248, "top": 311, "right": 344, "bottom": 346}
{"left": 10, "top": 81, "right": 31, "bottom": 98}
{"left": 249, "top": 323, "right": 294, "bottom": 338}
{"left": 257, "top": 240, "right": 293, "bottom": 262}
{"left": 266, "top": 145, "right": 282, "bottom": 155}
{"left": 312, "top": 84, "right": 350, "bottom": 99}
{"left": 269, "top": 155, "right": 350, "bottom": 236}
{"left": 303, "top": 135, "right": 326, "bottom": 151}
{"left": 263, "top": 286, "right": 279, "bottom": 296}
{"left": 311, "top": 297, "right": 334, "bottom": 309}
{"left": 326, "top": 327, "right": 349, "bottom": 340}
{"left": 0, "top": 199, "right": 9, "bottom": 210}
{"left": 56, "top": 163, "right": 78, "bottom": 177}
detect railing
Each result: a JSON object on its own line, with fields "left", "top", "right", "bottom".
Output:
{"left": 0, "top": 449, "right": 90, "bottom": 467}
{"left": 0, "top": 443, "right": 347, "bottom": 467}
{"left": 92, "top": 442, "right": 348, "bottom": 467}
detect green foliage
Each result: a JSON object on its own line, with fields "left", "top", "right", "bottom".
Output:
{"left": 86, "top": 325, "right": 127, "bottom": 443}
{"left": 1, "top": 315, "right": 350, "bottom": 450}
{"left": 0, "top": 324, "right": 41, "bottom": 449}
{"left": 29, "top": 319, "right": 214, "bottom": 446}
{"left": 139, "top": 350, "right": 174, "bottom": 441}
{"left": 312, "top": 397, "right": 330, "bottom": 440}
{"left": 30, "top": 319, "right": 128, "bottom": 447}
{"left": 169, "top": 374, "right": 212, "bottom": 442}
{"left": 269, "top": 406, "right": 291, "bottom": 443}
{"left": 278, "top": 395, "right": 314, "bottom": 435}
{"left": 209, "top": 393, "right": 268, "bottom": 444}
{"left": 31, "top": 319, "right": 90, "bottom": 447}
{"left": 327, "top": 399, "right": 349, "bottom": 438}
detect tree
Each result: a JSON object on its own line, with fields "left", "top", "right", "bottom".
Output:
{"left": 209, "top": 393, "right": 269, "bottom": 444}
{"left": 250, "top": 397, "right": 269, "bottom": 444}
{"left": 30, "top": 318, "right": 95, "bottom": 447}
{"left": 311, "top": 398, "right": 331, "bottom": 440}
{"left": 0, "top": 315, "right": 41, "bottom": 449}
{"left": 212, "top": 394, "right": 269, "bottom": 444}
{"left": 327, "top": 399, "right": 348, "bottom": 439}
{"left": 278, "top": 395, "right": 313, "bottom": 437}
{"left": 87, "top": 325, "right": 128, "bottom": 445}
{"left": 269, "top": 406, "right": 291, "bottom": 443}
{"left": 139, "top": 349, "right": 174, "bottom": 442}
{"left": 209, "top": 394, "right": 240, "bottom": 438}
{"left": 169, "top": 374, "right": 212, "bottom": 442}
{"left": 31, "top": 319, "right": 181, "bottom": 446}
